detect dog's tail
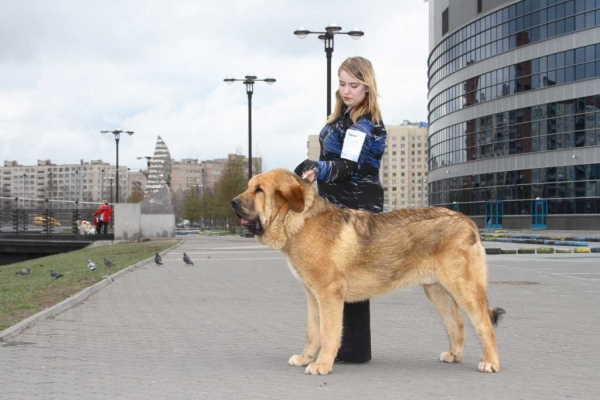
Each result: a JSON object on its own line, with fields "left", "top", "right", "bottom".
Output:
{"left": 488, "top": 307, "right": 506, "bottom": 327}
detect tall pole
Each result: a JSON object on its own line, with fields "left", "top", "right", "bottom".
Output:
{"left": 101, "top": 130, "right": 133, "bottom": 204}
{"left": 115, "top": 137, "right": 120, "bottom": 204}
{"left": 325, "top": 35, "right": 333, "bottom": 117}
{"left": 247, "top": 88, "right": 253, "bottom": 179}
{"left": 224, "top": 76, "right": 275, "bottom": 181}
{"left": 101, "top": 169, "right": 105, "bottom": 201}
{"left": 293, "top": 25, "right": 364, "bottom": 117}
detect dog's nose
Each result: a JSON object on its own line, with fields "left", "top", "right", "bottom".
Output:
{"left": 231, "top": 198, "right": 241, "bottom": 209}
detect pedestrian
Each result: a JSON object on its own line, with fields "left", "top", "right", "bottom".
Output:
{"left": 294, "top": 56, "right": 387, "bottom": 364}
{"left": 93, "top": 200, "right": 112, "bottom": 234}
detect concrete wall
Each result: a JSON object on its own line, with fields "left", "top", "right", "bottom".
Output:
{"left": 114, "top": 203, "right": 175, "bottom": 240}
{"left": 114, "top": 203, "right": 141, "bottom": 241}
{"left": 141, "top": 214, "right": 175, "bottom": 238}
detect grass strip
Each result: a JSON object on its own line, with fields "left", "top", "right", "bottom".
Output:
{"left": 0, "top": 240, "right": 177, "bottom": 332}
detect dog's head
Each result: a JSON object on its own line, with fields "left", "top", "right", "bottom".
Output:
{"left": 231, "top": 168, "right": 307, "bottom": 237}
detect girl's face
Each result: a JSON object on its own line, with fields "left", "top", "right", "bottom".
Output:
{"left": 338, "top": 69, "right": 367, "bottom": 109}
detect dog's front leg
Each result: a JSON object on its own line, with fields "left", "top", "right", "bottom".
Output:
{"left": 304, "top": 285, "right": 344, "bottom": 375}
{"left": 289, "top": 285, "right": 320, "bottom": 367}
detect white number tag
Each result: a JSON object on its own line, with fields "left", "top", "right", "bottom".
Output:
{"left": 340, "top": 129, "right": 366, "bottom": 162}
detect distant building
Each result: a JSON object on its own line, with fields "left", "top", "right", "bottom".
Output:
{"left": 0, "top": 159, "right": 126, "bottom": 208}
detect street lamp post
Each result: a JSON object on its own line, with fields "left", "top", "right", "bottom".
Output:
{"left": 100, "top": 169, "right": 105, "bottom": 201}
{"left": 137, "top": 156, "right": 153, "bottom": 169}
{"left": 106, "top": 177, "right": 114, "bottom": 204}
{"left": 293, "top": 24, "right": 364, "bottom": 116}
{"left": 101, "top": 130, "right": 134, "bottom": 203}
{"left": 224, "top": 75, "right": 276, "bottom": 179}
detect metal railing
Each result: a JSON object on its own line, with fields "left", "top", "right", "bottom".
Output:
{"left": 0, "top": 197, "right": 110, "bottom": 235}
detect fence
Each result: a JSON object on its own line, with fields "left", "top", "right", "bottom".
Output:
{"left": 0, "top": 197, "right": 108, "bottom": 234}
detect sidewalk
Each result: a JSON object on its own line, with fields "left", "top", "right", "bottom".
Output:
{"left": 0, "top": 235, "right": 599, "bottom": 399}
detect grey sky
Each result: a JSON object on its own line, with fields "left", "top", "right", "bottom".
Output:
{"left": 0, "top": 0, "right": 429, "bottom": 172}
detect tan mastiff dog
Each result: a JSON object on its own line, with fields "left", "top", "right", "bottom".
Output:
{"left": 232, "top": 168, "right": 504, "bottom": 375}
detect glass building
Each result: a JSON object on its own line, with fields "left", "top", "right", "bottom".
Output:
{"left": 427, "top": 0, "right": 600, "bottom": 228}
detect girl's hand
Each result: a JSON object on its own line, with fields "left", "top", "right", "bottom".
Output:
{"left": 301, "top": 170, "right": 315, "bottom": 183}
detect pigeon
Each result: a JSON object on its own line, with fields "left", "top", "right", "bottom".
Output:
{"left": 183, "top": 252, "right": 194, "bottom": 266}
{"left": 103, "top": 257, "right": 116, "bottom": 268}
{"left": 49, "top": 270, "right": 63, "bottom": 279}
{"left": 154, "top": 253, "right": 163, "bottom": 266}
{"left": 15, "top": 268, "right": 30, "bottom": 275}
{"left": 87, "top": 260, "right": 96, "bottom": 271}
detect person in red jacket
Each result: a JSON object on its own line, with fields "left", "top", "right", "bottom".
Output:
{"left": 93, "top": 200, "right": 112, "bottom": 234}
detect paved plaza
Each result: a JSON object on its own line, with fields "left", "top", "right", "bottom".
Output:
{"left": 1, "top": 235, "right": 599, "bottom": 399}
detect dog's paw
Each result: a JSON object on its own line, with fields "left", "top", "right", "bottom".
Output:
{"left": 439, "top": 351, "right": 462, "bottom": 363}
{"left": 288, "top": 354, "right": 312, "bottom": 367}
{"left": 478, "top": 361, "right": 500, "bottom": 373}
{"left": 304, "top": 362, "right": 333, "bottom": 375}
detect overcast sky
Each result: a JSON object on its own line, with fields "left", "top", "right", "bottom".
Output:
{"left": 0, "top": 0, "right": 429, "bottom": 173}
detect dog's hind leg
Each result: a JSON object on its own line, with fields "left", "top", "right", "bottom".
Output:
{"left": 439, "top": 267, "right": 501, "bottom": 373}
{"left": 289, "top": 285, "right": 320, "bottom": 367}
{"left": 423, "top": 283, "right": 464, "bottom": 364}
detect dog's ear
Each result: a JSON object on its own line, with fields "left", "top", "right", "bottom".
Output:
{"left": 276, "top": 183, "right": 305, "bottom": 213}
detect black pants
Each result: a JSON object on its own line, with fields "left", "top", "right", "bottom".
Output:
{"left": 96, "top": 221, "right": 108, "bottom": 234}
{"left": 336, "top": 300, "right": 371, "bottom": 363}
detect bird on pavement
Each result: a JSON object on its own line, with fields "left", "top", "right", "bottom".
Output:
{"left": 155, "top": 253, "right": 163, "bottom": 266}
{"left": 183, "top": 252, "right": 194, "bottom": 266}
{"left": 103, "top": 257, "right": 116, "bottom": 268}
{"left": 15, "top": 268, "right": 30, "bottom": 275}
{"left": 87, "top": 260, "right": 96, "bottom": 271}
{"left": 49, "top": 270, "right": 63, "bottom": 279}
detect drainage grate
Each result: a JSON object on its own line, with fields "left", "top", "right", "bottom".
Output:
{"left": 489, "top": 281, "right": 539, "bottom": 285}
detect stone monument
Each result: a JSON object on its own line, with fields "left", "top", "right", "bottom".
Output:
{"left": 114, "top": 136, "right": 175, "bottom": 240}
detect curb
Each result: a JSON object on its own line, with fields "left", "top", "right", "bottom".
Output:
{"left": 485, "top": 246, "right": 600, "bottom": 254}
{"left": 0, "top": 239, "right": 184, "bottom": 343}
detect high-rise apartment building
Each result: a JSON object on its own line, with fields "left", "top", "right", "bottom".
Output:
{"left": 428, "top": 0, "right": 600, "bottom": 228}
{"left": 0, "top": 160, "right": 127, "bottom": 208}
{"left": 381, "top": 122, "right": 429, "bottom": 211}
{"left": 306, "top": 122, "right": 428, "bottom": 211}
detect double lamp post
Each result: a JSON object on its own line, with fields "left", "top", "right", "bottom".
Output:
{"left": 293, "top": 24, "right": 364, "bottom": 116}
{"left": 223, "top": 24, "right": 363, "bottom": 180}
{"left": 223, "top": 76, "right": 276, "bottom": 179}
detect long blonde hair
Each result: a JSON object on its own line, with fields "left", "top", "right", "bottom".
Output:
{"left": 326, "top": 56, "right": 382, "bottom": 125}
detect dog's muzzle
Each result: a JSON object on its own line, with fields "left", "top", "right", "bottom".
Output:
{"left": 231, "top": 198, "right": 263, "bottom": 236}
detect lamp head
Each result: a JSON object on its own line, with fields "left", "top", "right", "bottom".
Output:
{"left": 224, "top": 77, "right": 235, "bottom": 85}
{"left": 348, "top": 29, "right": 364, "bottom": 40}
{"left": 126, "top": 131, "right": 134, "bottom": 136}
{"left": 294, "top": 27, "right": 310, "bottom": 39}
{"left": 326, "top": 23, "right": 342, "bottom": 34}
{"left": 264, "top": 77, "right": 276, "bottom": 85}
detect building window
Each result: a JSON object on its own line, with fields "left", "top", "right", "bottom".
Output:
{"left": 442, "top": 7, "right": 449, "bottom": 36}
{"left": 477, "top": 0, "right": 482, "bottom": 14}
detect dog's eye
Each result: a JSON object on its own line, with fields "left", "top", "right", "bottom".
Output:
{"left": 254, "top": 187, "right": 263, "bottom": 194}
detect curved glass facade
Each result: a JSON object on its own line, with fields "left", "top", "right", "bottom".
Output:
{"left": 429, "top": 96, "right": 599, "bottom": 170}
{"left": 429, "top": 43, "right": 600, "bottom": 123}
{"left": 429, "top": 163, "right": 600, "bottom": 215}
{"left": 428, "top": 0, "right": 600, "bottom": 89}
{"left": 428, "top": 0, "right": 600, "bottom": 223}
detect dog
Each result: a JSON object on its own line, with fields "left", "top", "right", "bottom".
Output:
{"left": 77, "top": 219, "right": 96, "bottom": 235}
{"left": 231, "top": 168, "right": 504, "bottom": 376}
